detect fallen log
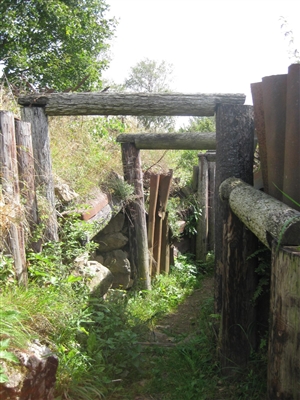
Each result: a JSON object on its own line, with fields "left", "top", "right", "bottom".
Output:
{"left": 219, "top": 177, "right": 300, "bottom": 248}
{"left": 18, "top": 92, "right": 246, "bottom": 116}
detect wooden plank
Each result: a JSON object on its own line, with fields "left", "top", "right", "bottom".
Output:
{"left": 21, "top": 107, "right": 58, "bottom": 241}
{"left": 81, "top": 192, "right": 110, "bottom": 221}
{"left": 214, "top": 104, "right": 258, "bottom": 373}
{"left": 207, "top": 151, "right": 216, "bottom": 252}
{"left": 117, "top": 132, "right": 216, "bottom": 150}
{"left": 148, "top": 174, "right": 160, "bottom": 276}
{"left": 160, "top": 213, "right": 170, "bottom": 274}
{"left": 0, "top": 111, "right": 27, "bottom": 285}
{"left": 121, "top": 142, "right": 150, "bottom": 289}
{"left": 219, "top": 177, "right": 300, "bottom": 248}
{"left": 153, "top": 172, "right": 172, "bottom": 276}
{"left": 268, "top": 243, "right": 300, "bottom": 399}
{"left": 18, "top": 92, "right": 246, "bottom": 116}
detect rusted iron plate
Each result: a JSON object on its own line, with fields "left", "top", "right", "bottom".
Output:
{"left": 251, "top": 81, "right": 269, "bottom": 193}
{"left": 283, "top": 64, "right": 300, "bottom": 211}
{"left": 262, "top": 74, "right": 287, "bottom": 201}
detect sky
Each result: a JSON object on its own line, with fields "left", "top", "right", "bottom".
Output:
{"left": 103, "top": 0, "right": 300, "bottom": 106}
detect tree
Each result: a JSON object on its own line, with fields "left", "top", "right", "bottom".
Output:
{"left": 0, "top": 0, "right": 116, "bottom": 92}
{"left": 124, "top": 58, "right": 176, "bottom": 132}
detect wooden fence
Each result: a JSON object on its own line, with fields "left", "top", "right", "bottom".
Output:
{"left": 0, "top": 67, "right": 299, "bottom": 397}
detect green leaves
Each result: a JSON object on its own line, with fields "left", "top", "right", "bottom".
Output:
{"left": 0, "top": 339, "right": 20, "bottom": 384}
{"left": 0, "top": 0, "right": 116, "bottom": 91}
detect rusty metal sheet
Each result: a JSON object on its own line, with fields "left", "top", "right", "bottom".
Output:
{"left": 283, "top": 64, "right": 300, "bottom": 211}
{"left": 262, "top": 74, "right": 287, "bottom": 201}
{"left": 251, "top": 81, "right": 269, "bottom": 193}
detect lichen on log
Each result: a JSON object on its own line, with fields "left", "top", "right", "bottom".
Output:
{"left": 219, "top": 177, "right": 300, "bottom": 247}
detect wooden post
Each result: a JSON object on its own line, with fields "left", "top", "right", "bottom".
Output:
{"left": 206, "top": 151, "right": 216, "bottom": 252}
{"left": 215, "top": 104, "right": 258, "bottom": 372}
{"left": 196, "top": 153, "right": 209, "bottom": 261}
{"left": 268, "top": 243, "right": 300, "bottom": 399}
{"left": 14, "top": 119, "right": 41, "bottom": 252}
{"left": 121, "top": 142, "right": 150, "bottom": 290}
{"left": 0, "top": 111, "right": 27, "bottom": 285}
{"left": 21, "top": 107, "right": 58, "bottom": 241}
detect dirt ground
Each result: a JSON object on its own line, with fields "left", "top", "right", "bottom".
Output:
{"left": 145, "top": 276, "right": 214, "bottom": 345}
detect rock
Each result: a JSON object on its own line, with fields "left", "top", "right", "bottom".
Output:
{"left": 0, "top": 341, "right": 58, "bottom": 400}
{"left": 94, "top": 232, "right": 128, "bottom": 252}
{"left": 101, "top": 212, "right": 125, "bottom": 234}
{"left": 103, "top": 250, "right": 131, "bottom": 289}
{"left": 73, "top": 256, "right": 114, "bottom": 298}
{"left": 86, "top": 261, "right": 114, "bottom": 298}
{"left": 54, "top": 176, "right": 79, "bottom": 203}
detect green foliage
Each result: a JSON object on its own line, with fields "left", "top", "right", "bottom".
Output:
{"left": 124, "top": 58, "right": 176, "bottom": 132}
{"left": 247, "top": 246, "right": 271, "bottom": 304}
{"left": 0, "top": 253, "right": 16, "bottom": 287}
{"left": 280, "top": 16, "right": 300, "bottom": 63}
{"left": 0, "top": 0, "right": 116, "bottom": 91}
{"left": 0, "top": 339, "right": 19, "bottom": 383}
{"left": 49, "top": 115, "right": 124, "bottom": 199}
{"left": 127, "top": 254, "right": 201, "bottom": 325}
{"left": 178, "top": 116, "right": 216, "bottom": 133}
{"left": 27, "top": 214, "right": 98, "bottom": 286}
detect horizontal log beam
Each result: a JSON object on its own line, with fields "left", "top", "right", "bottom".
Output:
{"left": 219, "top": 177, "right": 300, "bottom": 248}
{"left": 116, "top": 132, "right": 216, "bottom": 150}
{"left": 18, "top": 92, "right": 246, "bottom": 116}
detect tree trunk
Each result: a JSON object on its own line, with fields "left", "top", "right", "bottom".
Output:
{"left": 219, "top": 177, "right": 300, "bottom": 248}
{"left": 268, "top": 243, "right": 300, "bottom": 399}
{"left": 0, "top": 111, "right": 27, "bottom": 285}
{"left": 121, "top": 142, "right": 150, "bottom": 290}
{"left": 21, "top": 107, "right": 58, "bottom": 242}
{"left": 214, "top": 104, "right": 258, "bottom": 373}
{"left": 18, "top": 92, "right": 246, "bottom": 116}
{"left": 117, "top": 132, "right": 216, "bottom": 150}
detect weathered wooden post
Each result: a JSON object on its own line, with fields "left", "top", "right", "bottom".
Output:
{"left": 0, "top": 111, "right": 27, "bottom": 285}
{"left": 215, "top": 104, "right": 258, "bottom": 372}
{"left": 268, "top": 243, "right": 300, "bottom": 399}
{"left": 206, "top": 151, "right": 216, "bottom": 252}
{"left": 196, "top": 153, "right": 209, "bottom": 261}
{"left": 121, "top": 142, "right": 151, "bottom": 290}
{"left": 21, "top": 107, "right": 58, "bottom": 241}
{"left": 15, "top": 119, "right": 41, "bottom": 252}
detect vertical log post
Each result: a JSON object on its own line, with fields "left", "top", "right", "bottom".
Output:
{"left": 268, "top": 243, "right": 300, "bottom": 399}
{"left": 0, "top": 111, "right": 27, "bottom": 285}
{"left": 15, "top": 120, "right": 41, "bottom": 252}
{"left": 196, "top": 153, "right": 209, "bottom": 261}
{"left": 121, "top": 142, "right": 151, "bottom": 290}
{"left": 215, "top": 104, "right": 258, "bottom": 373}
{"left": 206, "top": 151, "right": 216, "bottom": 252}
{"left": 21, "top": 107, "right": 58, "bottom": 241}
